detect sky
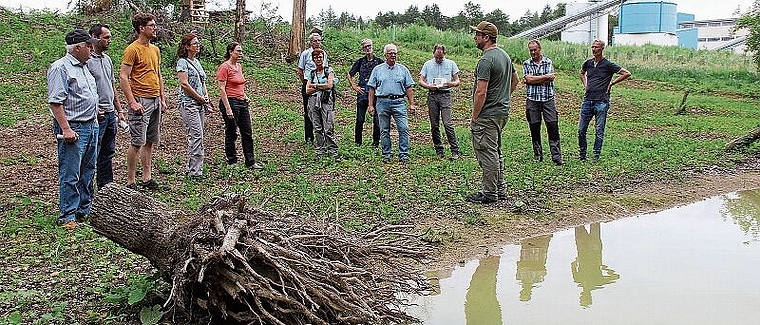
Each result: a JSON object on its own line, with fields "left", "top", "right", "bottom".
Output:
{"left": 0, "top": 0, "right": 754, "bottom": 22}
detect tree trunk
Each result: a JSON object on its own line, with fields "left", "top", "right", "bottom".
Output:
{"left": 90, "top": 183, "right": 432, "bottom": 324}
{"left": 288, "top": 0, "right": 306, "bottom": 62}
{"left": 235, "top": 0, "right": 246, "bottom": 44}
{"left": 725, "top": 126, "right": 760, "bottom": 151}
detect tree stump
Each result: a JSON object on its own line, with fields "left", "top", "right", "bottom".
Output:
{"left": 91, "top": 183, "right": 433, "bottom": 324}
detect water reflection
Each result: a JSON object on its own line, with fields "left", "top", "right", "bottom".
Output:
{"left": 407, "top": 188, "right": 760, "bottom": 324}
{"left": 464, "top": 256, "right": 502, "bottom": 325}
{"left": 723, "top": 190, "right": 760, "bottom": 239}
{"left": 516, "top": 235, "right": 551, "bottom": 301}
{"left": 571, "top": 223, "right": 619, "bottom": 307}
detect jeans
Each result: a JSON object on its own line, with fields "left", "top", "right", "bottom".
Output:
{"left": 355, "top": 97, "right": 380, "bottom": 146}
{"left": 220, "top": 97, "right": 256, "bottom": 166}
{"left": 54, "top": 119, "right": 98, "bottom": 223}
{"left": 470, "top": 117, "right": 507, "bottom": 201}
{"left": 577, "top": 99, "right": 609, "bottom": 159}
{"left": 301, "top": 81, "right": 314, "bottom": 142}
{"left": 179, "top": 101, "right": 206, "bottom": 175}
{"left": 376, "top": 98, "right": 410, "bottom": 160}
{"left": 96, "top": 111, "right": 116, "bottom": 189}
{"left": 427, "top": 92, "right": 459, "bottom": 155}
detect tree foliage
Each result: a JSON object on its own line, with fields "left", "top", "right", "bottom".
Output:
{"left": 737, "top": 0, "right": 760, "bottom": 69}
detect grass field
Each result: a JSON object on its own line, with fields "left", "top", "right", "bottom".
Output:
{"left": 1, "top": 8, "right": 758, "bottom": 323}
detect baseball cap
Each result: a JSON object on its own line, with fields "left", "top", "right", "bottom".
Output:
{"left": 470, "top": 21, "right": 498, "bottom": 37}
{"left": 65, "top": 29, "right": 100, "bottom": 45}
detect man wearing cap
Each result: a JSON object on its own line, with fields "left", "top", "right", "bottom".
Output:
{"left": 120, "top": 12, "right": 167, "bottom": 191}
{"left": 47, "top": 29, "right": 101, "bottom": 230}
{"left": 87, "top": 23, "right": 124, "bottom": 189}
{"left": 418, "top": 44, "right": 461, "bottom": 160}
{"left": 466, "top": 21, "right": 519, "bottom": 204}
{"left": 367, "top": 44, "right": 417, "bottom": 164}
{"left": 347, "top": 38, "right": 383, "bottom": 147}
{"left": 297, "top": 32, "right": 329, "bottom": 145}
{"left": 578, "top": 39, "right": 631, "bottom": 162}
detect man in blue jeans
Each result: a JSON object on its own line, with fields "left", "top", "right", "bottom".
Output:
{"left": 367, "top": 44, "right": 417, "bottom": 163}
{"left": 578, "top": 39, "right": 631, "bottom": 162}
{"left": 48, "top": 29, "right": 101, "bottom": 230}
{"left": 87, "top": 24, "right": 124, "bottom": 189}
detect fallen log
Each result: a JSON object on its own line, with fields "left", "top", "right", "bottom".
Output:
{"left": 725, "top": 126, "right": 760, "bottom": 151}
{"left": 90, "top": 183, "right": 433, "bottom": 324}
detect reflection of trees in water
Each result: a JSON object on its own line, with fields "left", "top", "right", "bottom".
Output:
{"left": 516, "top": 235, "right": 552, "bottom": 301}
{"left": 571, "top": 223, "right": 620, "bottom": 307}
{"left": 722, "top": 189, "right": 760, "bottom": 239}
{"left": 465, "top": 255, "right": 503, "bottom": 325}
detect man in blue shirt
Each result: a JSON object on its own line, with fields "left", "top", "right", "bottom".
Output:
{"left": 367, "top": 44, "right": 417, "bottom": 163}
{"left": 47, "top": 29, "right": 101, "bottom": 230}
{"left": 297, "top": 33, "right": 328, "bottom": 145}
{"left": 347, "top": 38, "right": 383, "bottom": 147}
{"left": 523, "top": 39, "right": 564, "bottom": 166}
{"left": 578, "top": 39, "right": 631, "bottom": 162}
{"left": 419, "top": 44, "right": 461, "bottom": 160}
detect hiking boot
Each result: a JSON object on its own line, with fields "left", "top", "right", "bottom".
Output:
{"left": 465, "top": 192, "right": 497, "bottom": 204}
{"left": 247, "top": 162, "right": 265, "bottom": 170}
{"left": 140, "top": 179, "right": 160, "bottom": 191}
{"left": 59, "top": 220, "right": 77, "bottom": 231}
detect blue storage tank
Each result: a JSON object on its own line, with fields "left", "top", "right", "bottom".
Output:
{"left": 618, "top": 1, "right": 678, "bottom": 34}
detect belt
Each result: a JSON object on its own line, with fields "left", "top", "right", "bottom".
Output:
{"left": 429, "top": 89, "right": 451, "bottom": 94}
{"left": 69, "top": 118, "right": 96, "bottom": 124}
{"left": 376, "top": 94, "right": 405, "bottom": 99}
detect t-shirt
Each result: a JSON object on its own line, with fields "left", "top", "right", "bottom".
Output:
{"left": 176, "top": 58, "right": 207, "bottom": 104}
{"left": 349, "top": 56, "right": 384, "bottom": 88}
{"left": 474, "top": 47, "right": 513, "bottom": 118}
{"left": 216, "top": 62, "right": 246, "bottom": 99}
{"left": 121, "top": 41, "right": 161, "bottom": 98}
{"left": 581, "top": 57, "right": 622, "bottom": 101}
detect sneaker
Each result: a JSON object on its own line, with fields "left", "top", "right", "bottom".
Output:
{"left": 465, "top": 192, "right": 497, "bottom": 204}
{"left": 59, "top": 220, "right": 77, "bottom": 231}
{"left": 248, "top": 162, "right": 265, "bottom": 170}
{"left": 126, "top": 183, "right": 138, "bottom": 190}
{"left": 140, "top": 179, "right": 160, "bottom": 191}
{"left": 451, "top": 153, "right": 461, "bottom": 160}
{"left": 553, "top": 158, "right": 565, "bottom": 166}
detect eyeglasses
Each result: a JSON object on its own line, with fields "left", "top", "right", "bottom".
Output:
{"left": 362, "top": 44, "right": 372, "bottom": 49}
{"left": 386, "top": 52, "right": 397, "bottom": 56}
{"left": 311, "top": 39, "right": 322, "bottom": 43}
{"left": 191, "top": 42, "right": 200, "bottom": 45}
{"left": 234, "top": 49, "right": 243, "bottom": 53}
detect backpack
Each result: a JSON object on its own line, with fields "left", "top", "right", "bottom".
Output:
{"left": 311, "top": 67, "right": 337, "bottom": 104}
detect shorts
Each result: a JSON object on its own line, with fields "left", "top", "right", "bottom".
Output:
{"left": 129, "top": 97, "right": 161, "bottom": 146}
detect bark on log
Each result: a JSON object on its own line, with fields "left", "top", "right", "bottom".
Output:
{"left": 91, "top": 183, "right": 433, "bottom": 324}
{"left": 725, "top": 126, "right": 760, "bottom": 151}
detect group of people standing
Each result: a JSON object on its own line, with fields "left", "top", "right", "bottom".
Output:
{"left": 48, "top": 15, "right": 630, "bottom": 229}
{"left": 48, "top": 12, "right": 263, "bottom": 229}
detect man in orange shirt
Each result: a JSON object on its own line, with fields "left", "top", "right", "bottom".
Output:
{"left": 120, "top": 12, "right": 167, "bottom": 190}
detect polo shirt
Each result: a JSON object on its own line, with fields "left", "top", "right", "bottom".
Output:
{"left": 366, "top": 62, "right": 415, "bottom": 97}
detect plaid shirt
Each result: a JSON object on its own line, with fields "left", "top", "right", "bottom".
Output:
{"left": 522, "top": 56, "right": 555, "bottom": 102}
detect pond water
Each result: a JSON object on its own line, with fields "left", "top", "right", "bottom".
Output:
{"left": 406, "top": 189, "right": 760, "bottom": 324}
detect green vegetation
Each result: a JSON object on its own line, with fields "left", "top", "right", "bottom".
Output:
{"left": 1, "top": 7, "right": 758, "bottom": 324}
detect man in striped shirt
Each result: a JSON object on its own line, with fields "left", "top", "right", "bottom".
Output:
{"left": 47, "top": 29, "right": 101, "bottom": 230}
{"left": 523, "top": 39, "right": 564, "bottom": 166}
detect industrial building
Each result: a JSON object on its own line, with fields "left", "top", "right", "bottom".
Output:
{"left": 515, "top": 0, "right": 749, "bottom": 53}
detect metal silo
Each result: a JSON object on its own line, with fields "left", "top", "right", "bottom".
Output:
{"left": 561, "top": 1, "right": 610, "bottom": 44}
{"left": 615, "top": 0, "right": 679, "bottom": 46}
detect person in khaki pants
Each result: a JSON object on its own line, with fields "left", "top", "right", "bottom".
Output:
{"left": 466, "top": 21, "right": 519, "bottom": 204}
